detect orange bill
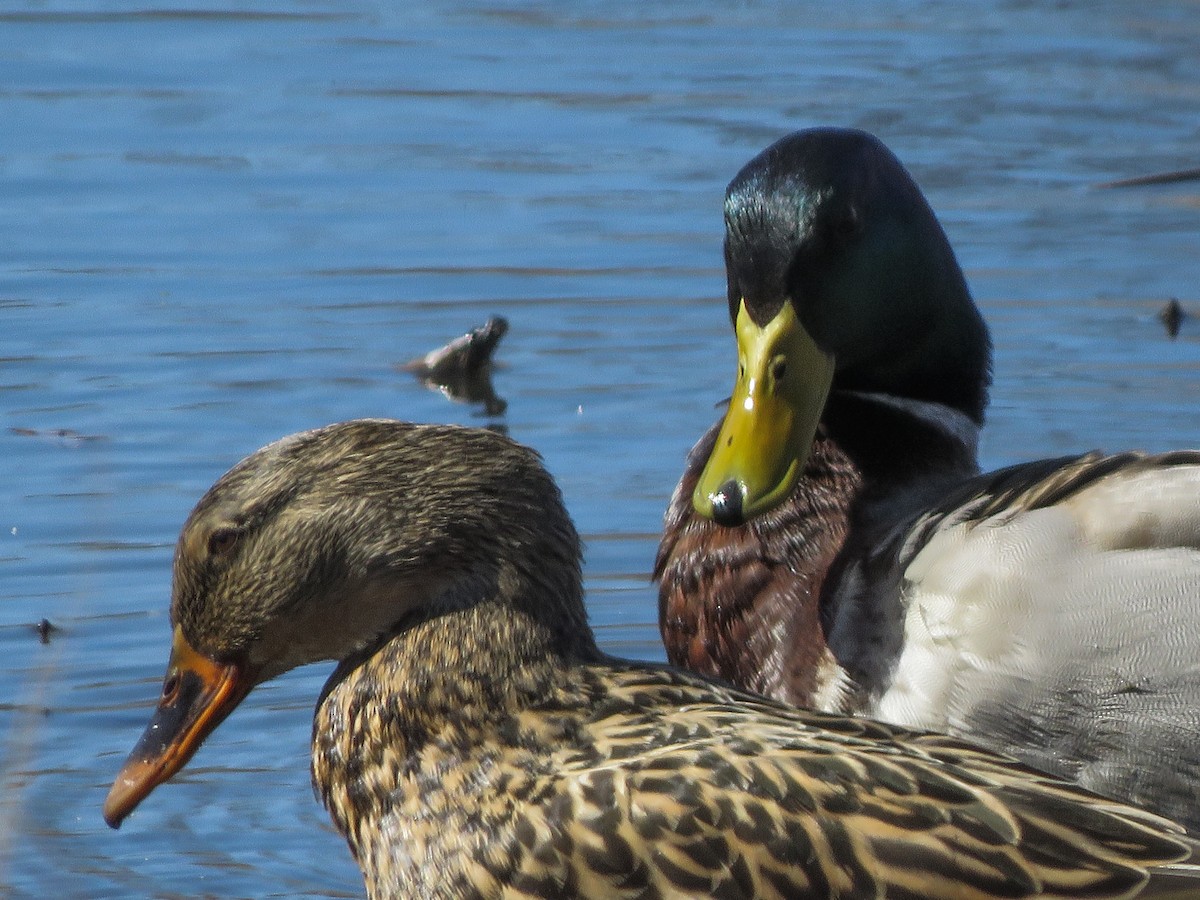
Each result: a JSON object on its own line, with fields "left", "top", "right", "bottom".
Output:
{"left": 103, "top": 625, "right": 255, "bottom": 828}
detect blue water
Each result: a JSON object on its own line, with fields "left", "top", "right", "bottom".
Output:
{"left": 2, "top": 2, "right": 1198, "bottom": 896}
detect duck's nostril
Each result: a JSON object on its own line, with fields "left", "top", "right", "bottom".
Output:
{"left": 161, "top": 673, "right": 180, "bottom": 703}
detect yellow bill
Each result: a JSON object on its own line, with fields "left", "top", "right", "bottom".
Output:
{"left": 693, "top": 299, "right": 834, "bottom": 525}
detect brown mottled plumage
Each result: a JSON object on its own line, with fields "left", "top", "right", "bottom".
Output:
{"left": 659, "top": 421, "right": 862, "bottom": 706}
{"left": 106, "top": 420, "right": 1194, "bottom": 898}
{"left": 655, "top": 127, "right": 1200, "bottom": 832}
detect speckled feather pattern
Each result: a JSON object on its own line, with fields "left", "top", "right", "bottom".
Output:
{"left": 314, "top": 629, "right": 1188, "bottom": 900}
{"left": 113, "top": 420, "right": 1197, "bottom": 900}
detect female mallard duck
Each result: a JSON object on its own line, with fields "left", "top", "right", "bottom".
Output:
{"left": 102, "top": 420, "right": 1196, "bottom": 898}
{"left": 655, "top": 127, "right": 1200, "bottom": 833}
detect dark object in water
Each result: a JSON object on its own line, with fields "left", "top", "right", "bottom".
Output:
{"left": 1160, "top": 298, "right": 1185, "bottom": 339}
{"left": 34, "top": 618, "right": 58, "bottom": 644}
{"left": 1096, "top": 167, "right": 1200, "bottom": 189}
{"left": 11, "top": 427, "right": 106, "bottom": 445}
{"left": 399, "top": 317, "right": 508, "bottom": 416}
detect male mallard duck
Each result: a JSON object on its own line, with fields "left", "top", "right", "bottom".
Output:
{"left": 105, "top": 420, "right": 1194, "bottom": 898}
{"left": 655, "top": 127, "right": 1200, "bottom": 832}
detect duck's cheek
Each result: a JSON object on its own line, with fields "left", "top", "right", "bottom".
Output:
{"left": 103, "top": 625, "right": 255, "bottom": 828}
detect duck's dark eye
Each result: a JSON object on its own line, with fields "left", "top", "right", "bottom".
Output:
{"left": 207, "top": 527, "right": 240, "bottom": 558}
{"left": 771, "top": 358, "right": 787, "bottom": 382}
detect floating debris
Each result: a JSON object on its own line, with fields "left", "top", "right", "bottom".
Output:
{"left": 10, "top": 427, "right": 106, "bottom": 445}
{"left": 1159, "top": 298, "right": 1185, "bottom": 339}
{"left": 398, "top": 316, "right": 508, "bottom": 416}
{"left": 34, "top": 618, "right": 58, "bottom": 644}
{"left": 1096, "top": 167, "right": 1200, "bottom": 189}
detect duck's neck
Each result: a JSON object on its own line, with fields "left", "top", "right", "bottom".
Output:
{"left": 657, "top": 391, "right": 980, "bottom": 711}
{"left": 821, "top": 390, "right": 980, "bottom": 543}
{"left": 312, "top": 591, "right": 600, "bottom": 890}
